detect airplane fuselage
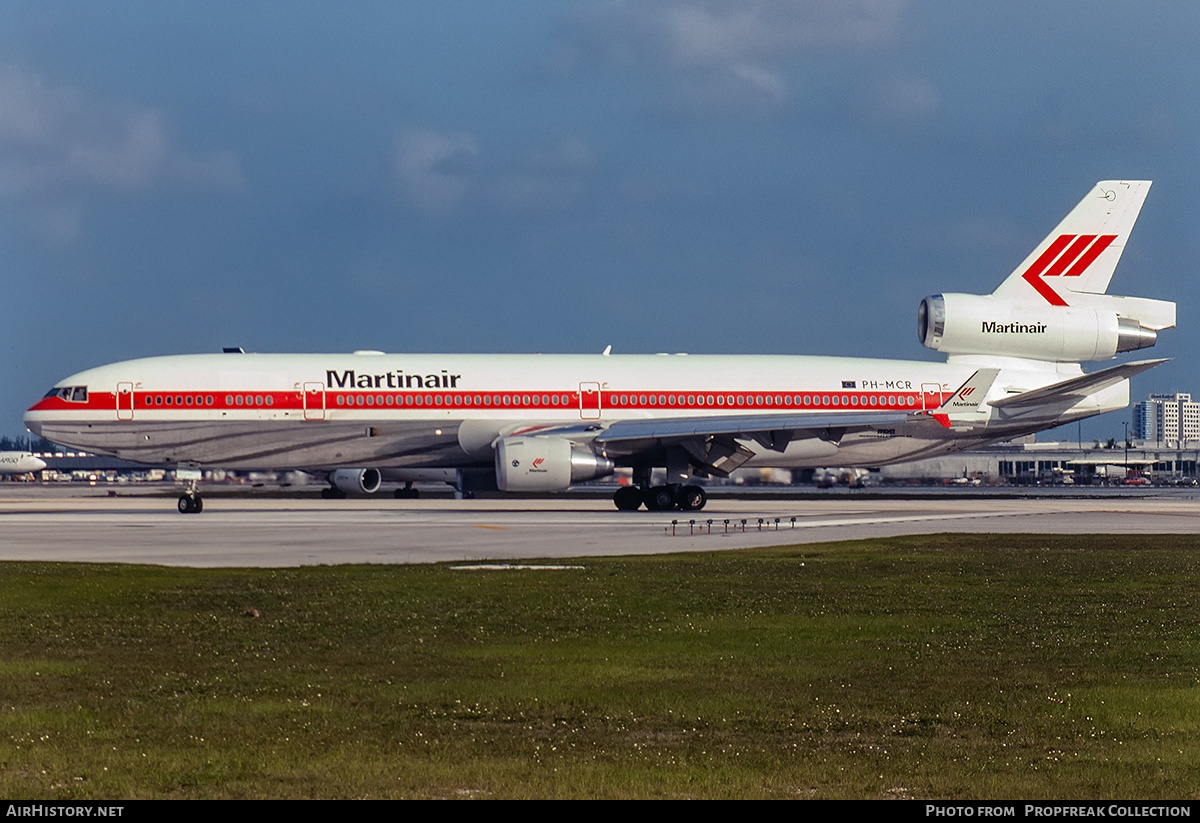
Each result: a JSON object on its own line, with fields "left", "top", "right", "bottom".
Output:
{"left": 23, "top": 351, "right": 1123, "bottom": 472}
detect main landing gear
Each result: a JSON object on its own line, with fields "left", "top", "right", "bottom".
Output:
{"left": 393, "top": 481, "right": 420, "bottom": 499}
{"left": 613, "top": 483, "right": 707, "bottom": 512}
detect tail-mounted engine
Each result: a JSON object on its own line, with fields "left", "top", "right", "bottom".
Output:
{"left": 918, "top": 292, "right": 1174, "bottom": 362}
{"left": 495, "top": 436, "right": 615, "bottom": 492}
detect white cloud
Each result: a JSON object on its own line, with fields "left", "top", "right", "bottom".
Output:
{"left": 662, "top": 0, "right": 906, "bottom": 66}
{"left": 0, "top": 66, "right": 60, "bottom": 143}
{"left": 174, "top": 150, "right": 245, "bottom": 192}
{"left": 65, "top": 109, "right": 170, "bottom": 189}
{"left": 527, "top": 137, "right": 595, "bottom": 171}
{"left": 729, "top": 63, "right": 788, "bottom": 105}
{"left": 392, "top": 130, "right": 595, "bottom": 217}
{"left": 0, "top": 66, "right": 244, "bottom": 241}
{"left": 870, "top": 76, "right": 940, "bottom": 122}
{"left": 565, "top": 0, "right": 910, "bottom": 113}
{"left": 26, "top": 200, "right": 82, "bottom": 244}
{"left": 393, "top": 128, "right": 480, "bottom": 216}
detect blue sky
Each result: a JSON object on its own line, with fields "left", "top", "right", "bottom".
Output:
{"left": 3, "top": 1, "right": 1198, "bottom": 442}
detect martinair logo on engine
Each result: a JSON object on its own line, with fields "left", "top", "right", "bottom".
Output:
{"left": 325, "top": 369, "right": 462, "bottom": 389}
{"left": 1021, "top": 233, "right": 1117, "bottom": 307}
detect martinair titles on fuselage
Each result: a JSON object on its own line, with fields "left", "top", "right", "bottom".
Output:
{"left": 326, "top": 368, "right": 463, "bottom": 390}
{"left": 325, "top": 366, "right": 924, "bottom": 394}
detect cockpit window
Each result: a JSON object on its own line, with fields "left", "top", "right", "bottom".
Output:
{"left": 46, "top": 386, "right": 89, "bottom": 403}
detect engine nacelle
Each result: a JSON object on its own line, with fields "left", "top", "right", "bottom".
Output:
{"left": 494, "top": 437, "right": 614, "bottom": 493}
{"left": 329, "top": 468, "right": 382, "bottom": 494}
{"left": 918, "top": 293, "right": 1161, "bottom": 362}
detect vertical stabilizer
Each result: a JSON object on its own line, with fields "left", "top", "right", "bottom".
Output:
{"left": 993, "top": 180, "right": 1150, "bottom": 304}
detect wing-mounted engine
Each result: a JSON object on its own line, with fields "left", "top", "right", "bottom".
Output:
{"left": 495, "top": 436, "right": 615, "bottom": 492}
{"left": 918, "top": 292, "right": 1174, "bottom": 362}
{"left": 328, "top": 468, "right": 382, "bottom": 495}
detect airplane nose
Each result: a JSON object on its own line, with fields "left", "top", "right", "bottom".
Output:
{"left": 22, "top": 408, "right": 44, "bottom": 437}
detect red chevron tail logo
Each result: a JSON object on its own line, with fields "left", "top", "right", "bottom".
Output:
{"left": 1020, "top": 233, "right": 1116, "bottom": 306}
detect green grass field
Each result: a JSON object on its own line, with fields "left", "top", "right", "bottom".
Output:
{"left": 1, "top": 534, "right": 1198, "bottom": 799}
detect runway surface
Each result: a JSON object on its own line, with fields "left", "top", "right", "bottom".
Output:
{"left": 3, "top": 485, "right": 1200, "bottom": 567}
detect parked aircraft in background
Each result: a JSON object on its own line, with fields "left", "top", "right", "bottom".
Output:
{"left": 25, "top": 181, "right": 1174, "bottom": 513}
{"left": 0, "top": 451, "right": 47, "bottom": 475}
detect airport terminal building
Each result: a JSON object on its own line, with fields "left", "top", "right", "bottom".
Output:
{"left": 877, "top": 440, "right": 1198, "bottom": 485}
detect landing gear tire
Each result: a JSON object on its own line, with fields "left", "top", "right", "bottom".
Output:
{"left": 177, "top": 494, "right": 203, "bottom": 514}
{"left": 677, "top": 485, "right": 707, "bottom": 511}
{"left": 393, "top": 487, "right": 420, "bottom": 499}
{"left": 321, "top": 487, "right": 347, "bottom": 500}
{"left": 613, "top": 486, "right": 643, "bottom": 511}
{"left": 645, "top": 485, "right": 678, "bottom": 512}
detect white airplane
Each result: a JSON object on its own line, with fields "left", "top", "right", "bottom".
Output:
{"left": 0, "top": 451, "right": 48, "bottom": 475}
{"left": 24, "top": 181, "right": 1175, "bottom": 514}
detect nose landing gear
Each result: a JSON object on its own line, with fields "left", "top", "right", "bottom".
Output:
{"left": 176, "top": 468, "right": 204, "bottom": 514}
{"left": 178, "top": 493, "right": 203, "bottom": 514}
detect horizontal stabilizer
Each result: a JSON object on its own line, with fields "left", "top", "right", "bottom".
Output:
{"left": 989, "top": 358, "right": 1168, "bottom": 411}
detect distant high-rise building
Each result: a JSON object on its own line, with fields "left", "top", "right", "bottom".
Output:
{"left": 1132, "top": 393, "right": 1200, "bottom": 445}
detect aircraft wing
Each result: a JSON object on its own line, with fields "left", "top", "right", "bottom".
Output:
{"left": 582, "top": 369, "right": 1005, "bottom": 475}
{"left": 591, "top": 410, "right": 913, "bottom": 476}
{"left": 594, "top": 411, "right": 910, "bottom": 444}
{"left": 989, "top": 358, "right": 1168, "bottom": 412}
{"left": 593, "top": 368, "right": 998, "bottom": 447}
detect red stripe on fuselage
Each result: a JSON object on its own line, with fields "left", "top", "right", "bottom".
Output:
{"left": 29, "top": 387, "right": 942, "bottom": 415}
